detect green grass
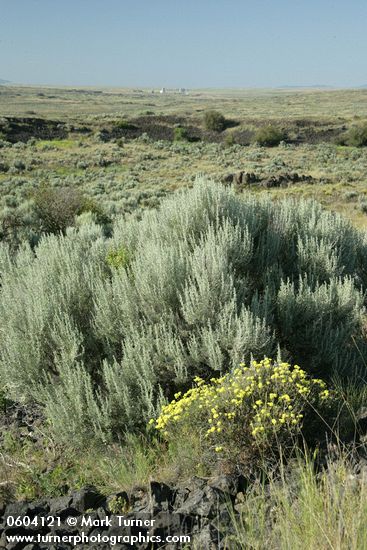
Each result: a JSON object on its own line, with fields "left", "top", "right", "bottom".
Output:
{"left": 36, "top": 138, "right": 76, "bottom": 149}
{"left": 229, "top": 455, "right": 367, "bottom": 550}
{"left": 0, "top": 429, "right": 206, "bottom": 501}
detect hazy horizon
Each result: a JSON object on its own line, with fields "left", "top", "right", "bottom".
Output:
{"left": 2, "top": 83, "right": 367, "bottom": 91}
{"left": 1, "top": 0, "right": 367, "bottom": 88}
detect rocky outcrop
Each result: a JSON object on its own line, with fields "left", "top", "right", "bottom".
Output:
{"left": 0, "top": 475, "right": 248, "bottom": 549}
{"left": 222, "top": 171, "right": 325, "bottom": 188}
{"left": 2, "top": 453, "right": 367, "bottom": 549}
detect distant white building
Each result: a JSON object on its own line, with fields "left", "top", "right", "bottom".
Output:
{"left": 158, "top": 87, "right": 189, "bottom": 95}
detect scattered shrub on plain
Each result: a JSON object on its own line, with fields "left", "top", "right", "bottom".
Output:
{"left": 13, "top": 159, "right": 26, "bottom": 171}
{"left": 344, "top": 190, "right": 358, "bottom": 201}
{"left": 113, "top": 120, "right": 136, "bottom": 131}
{"left": 254, "top": 125, "right": 286, "bottom": 146}
{"left": 224, "top": 133, "right": 236, "bottom": 147}
{"left": 32, "top": 185, "right": 86, "bottom": 233}
{"left": 173, "top": 127, "right": 189, "bottom": 142}
{"left": 344, "top": 123, "right": 367, "bottom": 147}
{"left": 204, "top": 110, "right": 226, "bottom": 132}
{"left": 32, "top": 185, "right": 109, "bottom": 234}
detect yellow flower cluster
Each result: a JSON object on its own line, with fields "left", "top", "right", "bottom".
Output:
{"left": 150, "top": 358, "right": 331, "bottom": 458}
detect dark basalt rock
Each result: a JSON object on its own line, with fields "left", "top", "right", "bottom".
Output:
{"left": 260, "top": 172, "right": 315, "bottom": 188}
{"left": 222, "top": 171, "right": 324, "bottom": 189}
{"left": 0, "top": 475, "right": 246, "bottom": 549}
{"left": 208, "top": 473, "right": 247, "bottom": 496}
{"left": 69, "top": 486, "right": 104, "bottom": 513}
{"left": 149, "top": 481, "right": 175, "bottom": 511}
{"left": 0, "top": 117, "right": 67, "bottom": 144}
{"left": 56, "top": 507, "right": 80, "bottom": 522}
{"left": 48, "top": 496, "right": 72, "bottom": 517}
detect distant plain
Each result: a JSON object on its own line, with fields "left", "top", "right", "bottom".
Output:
{"left": 1, "top": 85, "right": 367, "bottom": 229}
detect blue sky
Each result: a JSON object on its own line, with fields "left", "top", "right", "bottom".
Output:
{"left": 0, "top": 0, "right": 366, "bottom": 87}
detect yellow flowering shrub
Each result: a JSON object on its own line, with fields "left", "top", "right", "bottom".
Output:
{"left": 150, "top": 358, "right": 332, "bottom": 470}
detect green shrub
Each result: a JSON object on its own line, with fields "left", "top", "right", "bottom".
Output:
{"left": 113, "top": 120, "right": 135, "bottom": 130}
{"left": 151, "top": 358, "right": 332, "bottom": 472}
{"left": 224, "top": 133, "right": 235, "bottom": 147}
{"left": 344, "top": 190, "right": 358, "bottom": 201}
{"left": 254, "top": 125, "right": 286, "bottom": 146}
{"left": 173, "top": 126, "right": 189, "bottom": 142}
{"left": 13, "top": 160, "right": 26, "bottom": 171}
{"left": 344, "top": 123, "right": 367, "bottom": 147}
{"left": 80, "top": 197, "right": 111, "bottom": 226}
{"left": 203, "top": 110, "right": 226, "bottom": 132}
